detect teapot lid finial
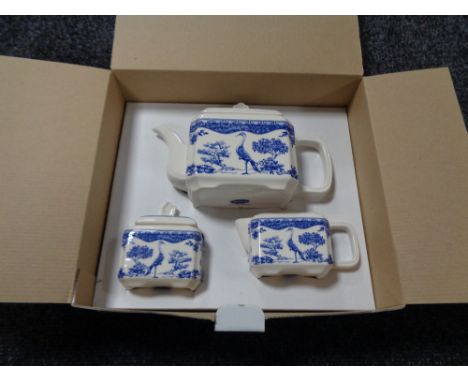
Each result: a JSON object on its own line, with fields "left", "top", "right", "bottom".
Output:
{"left": 161, "top": 201, "right": 179, "bottom": 217}
{"left": 233, "top": 102, "right": 249, "bottom": 109}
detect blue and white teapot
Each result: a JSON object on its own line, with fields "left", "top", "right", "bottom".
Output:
{"left": 153, "top": 104, "right": 333, "bottom": 208}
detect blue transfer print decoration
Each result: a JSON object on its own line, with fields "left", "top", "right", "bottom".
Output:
{"left": 126, "top": 245, "right": 153, "bottom": 261}
{"left": 249, "top": 218, "right": 330, "bottom": 239}
{"left": 124, "top": 230, "right": 203, "bottom": 245}
{"left": 186, "top": 164, "right": 215, "bottom": 176}
{"left": 197, "top": 141, "right": 236, "bottom": 173}
{"left": 249, "top": 218, "right": 333, "bottom": 265}
{"left": 189, "top": 128, "right": 209, "bottom": 144}
{"left": 186, "top": 136, "right": 297, "bottom": 178}
{"left": 288, "top": 166, "right": 299, "bottom": 180}
{"left": 118, "top": 229, "right": 203, "bottom": 280}
{"left": 190, "top": 118, "right": 295, "bottom": 145}
{"left": 186, "top": 119, "right": 299, "bottom": 179}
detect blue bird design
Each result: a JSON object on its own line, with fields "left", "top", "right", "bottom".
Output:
{"left": 146, "top": 241, "right": 165, "bottom": 277}
{"left": 236, "top": 132, "right": 260, "bottom": 175}
{"left": 286, "top": 227, "right": 306, "bottom": 263}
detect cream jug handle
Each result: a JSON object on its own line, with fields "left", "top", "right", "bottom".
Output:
{"left": 329, "top": 223, "right": 360, "bottom": 270}
{"left": 153, "top": 127, "right": 188, "bottom": 192}
{"left": 296, "top": 139, "right": 333, "bottom": 200}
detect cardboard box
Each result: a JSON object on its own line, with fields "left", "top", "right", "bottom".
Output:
{"left": 1, "top": 16, "right": 467, "bottom": 327}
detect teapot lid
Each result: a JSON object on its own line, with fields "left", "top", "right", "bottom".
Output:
{"left": 199, "top": 103, "right": 285, "bottom": 120}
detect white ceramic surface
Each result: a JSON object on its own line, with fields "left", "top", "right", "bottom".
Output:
{"left": 153, "top": 103, "right": 333, "bottom": 208}
{"left": 236, "top": 212, "right": 360, "bottom": 278}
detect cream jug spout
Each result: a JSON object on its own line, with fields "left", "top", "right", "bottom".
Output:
{"left": 235, "top": 217, "right": 252, "bottom": 254}
{"left": 153, "top": 127, "right": 188, "bottom": 192}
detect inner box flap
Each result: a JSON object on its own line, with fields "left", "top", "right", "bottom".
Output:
{"left": 112, "top": 16, "right": 362, "bottom": 75}
{"left": 362, "top": 68, "right": 468, "bottom": 304}
{"left": 111, "top": 16, "right": 363, "bottom": 105}
{"left": 0, "top": 56, "right": 123, "bottom": 303}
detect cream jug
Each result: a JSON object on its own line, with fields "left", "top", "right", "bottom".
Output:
{"left": 235, "top": 212, "right": 360, "bottom": 278}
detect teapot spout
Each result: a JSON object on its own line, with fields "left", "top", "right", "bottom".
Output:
{"left": 153, "top": 127, "right": 188, "bottom": 192}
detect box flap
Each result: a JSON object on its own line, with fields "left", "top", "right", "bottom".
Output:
{"left": 112, "top": 16, "right": 362, "bottom": 76}
{"left": 362, "top": 68, "right": 468, "bottom": 304}
{"left": 0, "top": 56, "right": 119, "bottom": 303}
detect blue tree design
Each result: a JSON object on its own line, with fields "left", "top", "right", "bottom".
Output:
{"left": 127, "top": 262, "right": 149, "bottom": 277}
{"left": 251, "top": 255, "right": 274, "bottom": 265}
{"left": 178, "top": 269, "right": 201, "bottom": 279}
{"left": 256, "top": 157, "right": 285, "bottom": 174}
{"left": 252, "top": 138, "right": 289, "bottom": 174}
{"left": 185, "top": 240, "right": 200, "bottom": 252}
{"left": 298, "top": 232, "right": 326, "bottom": 263}
{"left": 252, "top": 138, "right": 289, "bottom": 159}
{"left": 120, "top": 245, "right": 154, "bottom": 278}
{"left": 197, "top": 141, "right": 233, "bottom": 172}
{"left": 298, "top": 232, "right": 325, "bottom": 247}
{"left": 167, "top": 250, "right": 192, "bottom": 275}
{"left": 260, "top": 236, "right": 286, "bottom": 261}
{"left": 186, "top": 164, "right": 216, "bottom": 176}
{"left": 127, "top": 245, "right": 153, "bottom": 262}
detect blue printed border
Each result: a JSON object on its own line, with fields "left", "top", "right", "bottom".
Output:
{"left": 190, "top": 118, "right": 295, "bottom": 145}
{"left": 122, "top": 230, "right": 203, "bottom": 247}
{"left": 249, "top": 218, "right": 330, "bottom": 240}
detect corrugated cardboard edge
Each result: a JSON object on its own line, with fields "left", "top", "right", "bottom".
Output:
{"left": 73, "top": 73, "right": 126, "bottom": 306}
{"left": 347, "top": 81, "right": 404, "bottom": 310}
{"left": 71, "top": 303, "right": 404, "bottom": 322}
{"left": 112, "top": 70, "right": 362, "bottom": 107}
{"left": 362, "top": 68, "right": 468, "bottom": 304}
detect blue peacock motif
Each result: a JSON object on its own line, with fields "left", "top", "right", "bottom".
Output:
{"left": 118, "top": 230, "right": 202, "bottom": 280}
{"left": 236, "top": 132, "right": 261, "bottom": 175}
{"left": 249, "top": 218, "right": 333, "bottom": 265}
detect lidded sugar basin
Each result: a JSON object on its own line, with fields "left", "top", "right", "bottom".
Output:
{"left": 118, "top": 203, "right": 204, "bottom": 290}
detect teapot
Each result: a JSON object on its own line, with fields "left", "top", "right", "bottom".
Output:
{"left": 153, "top": 103, "right": 333, "bottom": 208}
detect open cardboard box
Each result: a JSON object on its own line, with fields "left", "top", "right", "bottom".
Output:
{"left": 1, "top": 16, "right": 467, "bottom": 329}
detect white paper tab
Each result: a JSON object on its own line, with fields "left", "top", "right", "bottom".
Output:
{"left": 215, "top": 304, "right": 265, "bottom": 332}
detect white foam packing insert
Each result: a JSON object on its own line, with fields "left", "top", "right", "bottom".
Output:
{"left": 93, "top": 103, "right": 375, "bottom": 311}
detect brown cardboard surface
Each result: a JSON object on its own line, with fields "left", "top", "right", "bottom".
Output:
{"left": 74, "top": 74, "right": 125, "bottom": 306}
{"left": 113, "top": 70, "right": 361, "bottom": 106}
{"left": 112, "top": 16, "right": 362, "bottom": 106}
{"left": 0, "top": 56, "right": 122, "bottom": 303}
{"left": 363, "top": 68, "right": 468, "bottom": 304}
{"left": 112, "top": 16, "right": 362, "bottom": 75}
{"left": 348, "top": 82, "right": 404, "bottom": 309}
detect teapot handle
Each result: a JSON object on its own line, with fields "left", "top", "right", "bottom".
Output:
{"left": 329, "top": 223, "right": 360, "bottom": 270}
{"left": 296, "top": 139, "right": 333, "bottom": 200}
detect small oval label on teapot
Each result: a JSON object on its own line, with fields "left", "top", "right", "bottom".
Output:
{"left": 230, "top": 199, "right": 250, "bottom": 205}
